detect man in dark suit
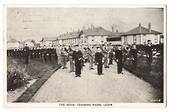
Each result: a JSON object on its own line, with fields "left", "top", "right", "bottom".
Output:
{"left": 109, "top": 49, "right": 114, "bottom": 65}
{"left": 130, "top": 44, "right": 138, "bottom": 69}
{"left": 23, "top": 44, "right": 30, "bottom": 64}
{"left": 73, "top": 45, "right": 83, "bottom": 77}
{"left": 95, "top": 47, "right": 104, "bottom": 75}
{"left": 87, "top": 47, "right": 94, "bottom": 70}
{"left": 146, "top": 40, "right": 153, "bottom": 70}
{"left": 115, "top": 46, "right": 123, "bottom": 74}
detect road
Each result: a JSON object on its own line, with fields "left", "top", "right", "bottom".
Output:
{"left": 30, "top": 61, "right": 159, "bottom": 103}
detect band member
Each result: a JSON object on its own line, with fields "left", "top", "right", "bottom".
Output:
{"left": 83, "top": 47, "right": 88, "bottom": 63}
{"left": 95, "top": 47, "right": 104, "bottom": 75}
{"left": 61, "top": 47, "right": 68, "bottom": 69}
{"left": 115, "top": 46, "right": 123, "bottom": 74}
{"left": 43, "top": 46, "right": 47, "bottom": 62}
{"left": 130, "top": 44, "right": 137, "bottom": 69}
{"left": 46, "top": 47, "right": 50, "bottom": 62}
{"left": 23, "top": 44, "right": 30, "bottom": 64}
{"left": 13, "top": 49, "right": 17, "bottom": 58}
{"left": 109, "top": 48, "right": 114, "bottom": 65}
{"left": 81, "top": 47, "right": 87, "bottom": 66}
{"left": 73, "top": 45, "right": 83, "bottom": 77}
{"left": 146, "top": 40, "right": 153, "bottom": 69}
{"left": 123, "top": 45, "right": 130, "bottom": 63}
{"left": 87, "top": 47, "right": 94, "bottom": 70}
{"left": 56, "top": 45, "right": 62, "bottom": 65}
{"left": 103, "top": 47, "right": 109, "bottom": 68}
{"left": 68, "top": 47, "right": 75, "bottom": 72}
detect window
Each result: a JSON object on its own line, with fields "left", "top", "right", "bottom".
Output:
{"left": 133, "top": 36, "right": 137, "bottom": 43}
{"left": 124, "top": 36, "right": 127, "bottom": 42}
{"left": 155, "top": 37, "right": 158, "bottom": 43}
{"left": 92, "top": 39, "right": 94, "bottom": 41}
{"left": 107, "top": 37, "right": 121, "bottom": 41}
{"left": 101, "top": 41, "right": 104, "bottom": 43}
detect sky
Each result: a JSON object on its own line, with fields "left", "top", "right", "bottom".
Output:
{"left": 6, "top": 7, "right": 164, "bottom": 41}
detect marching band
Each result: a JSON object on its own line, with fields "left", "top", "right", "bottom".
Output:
{"left": 7, "top": 42, "right": 162, "bottom": 77}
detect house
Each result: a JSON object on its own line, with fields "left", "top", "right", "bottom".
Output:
{"left": 80, "top": 26, "right": 112, "bottom": 46}
{"left": 121, "top": 23, "right": 162, "bottom": 45}
{"left": 7, "top": 38, "right": 23, "bottom": 49}
{"left": 40, "top": 37, "right": 57, "bottom": 47}
{"left": 61, "top": 32, "right": 80, "bottom": 46}
{"left": 106, "top": 30, "right": 124, "bottom": 45}
{"left": 23, "top": 39, "right": 37, "bottom": 48}
{"left": 55, "top": 26, "right": 112, "bottom": 46}
{"left": 53, "top": 32, "right": 80, "bottom": 46}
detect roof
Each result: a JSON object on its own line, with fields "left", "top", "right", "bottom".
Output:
{"left": 22, "top": 39, "right": 37, "bottom": 45}
{"left": 43, "top": 37, "right": 58, "bottom": 41}
{"left": 57, "top": 26, "right": 121, "bottom": 40}
{"left": 83, "top": 27, "right": 112, "bottom": 36}
{"left": 58, "top": 31, "right": 79, "bottom": 39}
{"left": 7, "top": 38, "right": 20, "bottom": 43}
{"left": 23, "top": 39, "right": 34, "bottom": 43}
{"left": 108, "top": 32, "right": 125, "bottom": 38}
{"left": 124, "top": 25, "right": 162, "bottom": 36}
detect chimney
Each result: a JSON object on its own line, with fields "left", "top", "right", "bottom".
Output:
{"left": 91, "top": 24, "right": 94, "bottom": 30}
{"left": 112, "top": 26, "right": 114, "bottom": 32}
{"left": 82, "top": 26, "right": 85, "bottom": 31}
{"left": 148, "top": 22, "right": 151, "bottom": 32}
{"left": 78, "top": 29, "right": 80, "bottom": 32}
{"left": 139, "top": 23, "right": 141, "bottom": 33}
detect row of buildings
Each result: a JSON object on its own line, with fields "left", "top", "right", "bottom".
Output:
{"left": 7, "top": 23, "right": 164, "bottom": 49}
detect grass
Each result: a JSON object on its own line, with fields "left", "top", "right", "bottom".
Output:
{"left": 7, "top": 57, "right": 61, "bottom": 102}
{"left": 123, "top": 55, "right": 164, "bottom": 102}
{"left": 7, "top": 57, "right": 58, "bottom": 80}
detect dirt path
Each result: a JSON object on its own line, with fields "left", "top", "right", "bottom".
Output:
{"left": 30, "top": 61, "right": 159, "bottom": 103}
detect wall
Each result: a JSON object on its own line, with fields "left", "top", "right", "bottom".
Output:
{"left": 7, "top": 42, "right": 20, "bottom": 49}
{"left": 141, "top": 34, "right": 160, "bottom": 45}
{"left": 45, "top": 40, "right": 53, "bottom": 47}
{"left": 121, "top": 34, "right": 161, "bottom": 45}
{"left": 24, "top": 41, "right": 34, "bottom": 47}
{"left": 107, "top": 41, "right": 121, "bottom": 45}
{"left": 126, "top": 35, "right": 134, "bottom": 45}
{"left": 87, "top": 35, "right": 107, "bottom": 45}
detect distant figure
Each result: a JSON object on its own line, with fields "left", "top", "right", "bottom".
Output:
{"left": 109, "top": 49, "right": 114, "bottom": 65}
{"left": 43, "top": 47, "right": 47, "bottom": 62}
{"left": 87, "top": 47, "right": 94, "bottom": 70}
{"left": 56, "top": 45, "right": 62, "bottom": 65}
{"left": 73, "top": 45, "right": 83, "bottom": 77}
{"left": 47, "top": 47, "right": 52, "bottom": 62}
{"left": 61, "top": 47, "right": 68, "bottom": 69}
{"left": 23, "top": 44, "right": 30, "bottom": 64}
{"left": 115, "top": 46, "right": 123, "bottom": 74}
{"left": 146, "top": 40, "right": 153, "bottom": 69}
{"left": 52, "top": 48, "right": 58, "bottom": 64}
{"left": 68, "top": 47, "right": 75, "bottom": 72}
{"left": 95, "top": 47, "right": 104, "bottom": 75}
{"left": 103, "top": 47, "right": 109, "bottom": 68}
{"left": 130, "top": 44, "right": 138, "bottom": 69}
{"left": 83, "top": 47, "right": 88, "bottom": 63}
{"left": 122, "top": 45, "right": 130, "bottom": 63}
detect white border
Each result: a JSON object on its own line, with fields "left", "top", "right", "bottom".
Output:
{"left": 3, "top": 4, "right": 167, "bottom": 108}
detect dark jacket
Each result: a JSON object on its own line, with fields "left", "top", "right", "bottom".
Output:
{"left": 95, "top": 52, "right": 104, "bottom": 63}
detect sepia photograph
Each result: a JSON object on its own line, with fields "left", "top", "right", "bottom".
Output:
{"left": 4, "top": 5, "right": 166, "bottom": 107}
